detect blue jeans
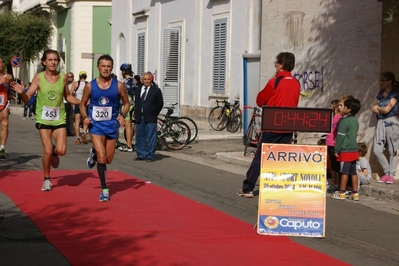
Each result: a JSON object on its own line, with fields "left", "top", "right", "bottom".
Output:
{"left": 242, "top": 131, "right": 293, "bottom": 193}
{"left": 23, "top": 103, "right": 34, "bottom": 118}
{"left": 135, "top": 115, "right": 157, "bottom": 160}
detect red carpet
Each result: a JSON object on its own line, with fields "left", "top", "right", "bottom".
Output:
{"left": 0, "top": 170, "right": 348, "bottom": 265}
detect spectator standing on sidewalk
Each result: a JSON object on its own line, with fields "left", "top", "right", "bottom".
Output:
{"left": 65, "top": 72, "right": 75, "bottom": 136}
{"left": 80, "top": 54, "right": 130, "bottom": 201}
{"left": 372, "top": 72, "right": 399, "bottom": 185}
{"left": 119, "top": 63, "right": 135, "bottom": 152}
{"left": 237, "top": 52, "right": 300, "bottom": 198}
{"left": 10, "top": 49, "right": 81, "bottom": 191}
{"left": 331, "top": 98, "right": 362, "bottom": 201}
{"left": 134, "top": 75, "right": 142, "bottom": 88}
{"left": 133, "top": 72, "right": 164, "bottom": 162}
{"left": 21, "top": 84, "right": 36, "bottom": 120}
{"left": 0, "top": 58, "right": 13, "bottom": 159}
{"left": 325, "top": 100, "right": 341, "bottom": 191}
{"left": 71, "top": 71, "right": 89, "bottom": 144}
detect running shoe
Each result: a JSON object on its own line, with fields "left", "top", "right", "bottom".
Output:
{"left": 99, "top": 188, "right": 110, "bottom": 202}
{"left": 118, "top": 145, "right": 125, "bottom": 151}
{"left": 41, "top": 179, "right": 52, "bottom": 191}
{"left": 349, "top": 193, "right": 359, "bottom": 201}
{"left": 386, "top": 176, "right": 395, "bottom": 184}
{"left": 87, "top": 148, "right": 97, "bottom": 169}
{"left": 0, "top": 149, "right": 6, "bottom": 159}
{"left": 237, "top": 189, "right": 254, "bottom": 198}
{"left": 377, "top": 175, "right": 389, "bottom": 183}
{"left": 125, "top": 146, "right": 133, "bottom": 152}
{"left": 330, "top": 191, "right": 345, "bottom": 200}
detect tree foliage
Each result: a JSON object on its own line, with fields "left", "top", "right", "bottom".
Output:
{"left": 0, "top": 12, "right": 53, "bottom": 82}
{"left": 378, "top": 0, "right": 399, "bottom": 24}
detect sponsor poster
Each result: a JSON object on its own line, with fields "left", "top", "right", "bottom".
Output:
{"left": 257, "top": 144, "right": 326, "bottom": 237}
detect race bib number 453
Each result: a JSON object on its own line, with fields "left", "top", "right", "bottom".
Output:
{"left": 92, "top": 106, "right": 112, "bottom": 121}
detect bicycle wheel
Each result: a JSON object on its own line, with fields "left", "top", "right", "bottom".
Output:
{"left": 177, "top": 117, "right": 198, "bottom": 143}
{"left": 156, "top": 118, "right": 164, "bottom": 150}
{"left": 243, "top": 121, "right": 259, "bottom": 156}
{"left": 227, "top": 107, "right": 242, "bottom": 133}
{"left": 208, "top": 106, "right": 228, "bottom": 131}
{"left": 162, "top": 120, "right": 191, "bottom": 150}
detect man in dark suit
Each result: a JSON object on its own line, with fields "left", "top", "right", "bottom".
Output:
{"left": 134, "top": 72, "right": 163, "bottom": 162}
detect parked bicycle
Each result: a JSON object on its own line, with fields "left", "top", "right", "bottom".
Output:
{"left": 208, "top": 99, "right": 242, "bottom": 133}
{"left": 158, "top": 103, "right": 198, "bottom": 144}
{"left": 243, "top": 105, "right": 262, "bottom": 156}
{"left": 156, "top": 105, "right": 191, "bottom": 150}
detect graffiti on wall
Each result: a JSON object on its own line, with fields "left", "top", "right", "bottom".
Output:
{"left": 293, "top": 66, "right": 324, "bottom": 95}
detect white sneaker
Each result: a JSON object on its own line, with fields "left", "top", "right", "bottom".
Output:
{"left": 237, "top": 189, "right": 254, "bottom": 198}
{"left": 41, "top": 179, "right": 52, "bottom": 191}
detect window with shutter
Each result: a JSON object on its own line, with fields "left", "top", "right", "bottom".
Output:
{"left": 137, "top": 33, "right": 145, "bottom": 76}
{"left": 213, "top": 19, "right": 227, "bottom": 94}
{"left": 163, "top": 29, "right": 180, "bottom": 82}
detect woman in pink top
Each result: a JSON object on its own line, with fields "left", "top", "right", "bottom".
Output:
{"left": 326, "top": 99, "right": 342, "bottom": 192}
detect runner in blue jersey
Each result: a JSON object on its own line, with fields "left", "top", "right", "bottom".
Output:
{"left": 79, "top": 54, "right": 130, "bottom": 202}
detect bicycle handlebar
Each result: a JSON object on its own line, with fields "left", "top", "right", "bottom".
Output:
{"left": 215, "top": 99, "right": 240, "bottom": 107}
{"left": 243, "top": 105, "right": 261, "bottom": 113}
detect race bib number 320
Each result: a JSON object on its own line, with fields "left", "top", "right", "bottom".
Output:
{"left": 92, "top": 106, "right": 112, "bottom": 121}
{"left": 41, "top": 106, "right": 59, "bottom": 121}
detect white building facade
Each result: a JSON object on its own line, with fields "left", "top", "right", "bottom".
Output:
{"left": 111, "top": 0, "right": 262, "bottom": 118}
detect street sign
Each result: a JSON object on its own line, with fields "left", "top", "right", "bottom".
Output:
{"left": 81, "top": 53, "right": 103, "bottom": 59}
{"left": 10, "top": 56, "right": 20, "bottom": 68}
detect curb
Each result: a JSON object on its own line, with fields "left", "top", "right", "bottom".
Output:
{"left": 360, "top": 184, "right": 399, "bottom": 203}
{"left": 215, "top": 152, "right": 252, "bottom": 168}
{"left": 9, "top": 106, "right": 24, "bottom": 115}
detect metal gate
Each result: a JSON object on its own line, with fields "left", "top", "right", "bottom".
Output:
{"left": 162, "top": 28, "right": 181, "bottom": 116}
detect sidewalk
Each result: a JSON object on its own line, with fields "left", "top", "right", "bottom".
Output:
{"left": 9, "top": 105, "right": 399, "bottom": 203}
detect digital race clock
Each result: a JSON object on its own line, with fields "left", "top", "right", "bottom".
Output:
{"left": 261, "top": 107, "right": 332, "bottom": 133}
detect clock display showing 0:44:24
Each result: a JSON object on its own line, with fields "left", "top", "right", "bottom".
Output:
{"left": 261, "top": 107, "right": 332, "bottom": 133}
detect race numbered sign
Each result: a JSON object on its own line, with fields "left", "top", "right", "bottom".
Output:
{"left": 257, "top": 144, "right": 326, "bottom": 238}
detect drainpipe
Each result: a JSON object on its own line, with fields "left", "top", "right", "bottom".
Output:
{"left": 242, "top": 0, "right": 261, "bottom": 134}
{"left": 243, "top": 57, "right": 248, "bottom": 134}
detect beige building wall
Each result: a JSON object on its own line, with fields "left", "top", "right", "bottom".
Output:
{"left": 261, "top": 0, "right": 385, "bottom": 173}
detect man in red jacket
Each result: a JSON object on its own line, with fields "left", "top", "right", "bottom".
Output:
{"left": 237, "top": 52, "right": 301, "bottom": 198}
